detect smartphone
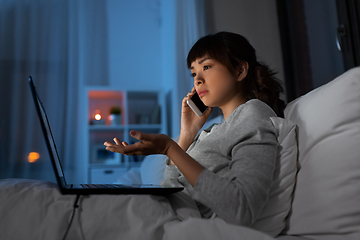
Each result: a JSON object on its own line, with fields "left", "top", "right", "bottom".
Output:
{"left": 186, "top": 91, "right": 208, "bottom": 117}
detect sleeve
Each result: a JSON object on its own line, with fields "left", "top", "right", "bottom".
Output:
{"left": 162, "top": 136, "right": 182, "bottom": 182}
{"left": 162, "top": 158, "right": 181, "bottom": 180}
{"left": 161, "top": 159, "right": 184, "bottom": 187}
{"left": 191, "top": 106, "right": 278, "bottom": 227}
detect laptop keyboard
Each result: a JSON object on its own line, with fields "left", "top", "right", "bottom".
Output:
{"left": 80, "top": 184, "right": 136, "bottom": 189}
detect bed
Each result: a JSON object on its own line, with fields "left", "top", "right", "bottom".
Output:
{"left": 1, "top": 67, "right": 360, "bottom": 240}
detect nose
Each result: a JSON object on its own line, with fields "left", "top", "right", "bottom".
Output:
{"left": 194, "top": 75, "right": 204, "bottom": 86}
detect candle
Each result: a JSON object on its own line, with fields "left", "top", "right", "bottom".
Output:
{"left": 91, "top": 110, "right": 105, "bottom": 125}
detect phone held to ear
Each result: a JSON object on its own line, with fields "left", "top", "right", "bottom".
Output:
{"left": 186, "top": 91, "right": 208, "bottom": 117}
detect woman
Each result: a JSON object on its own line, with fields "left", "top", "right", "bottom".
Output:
{"left": 104, "top": 31, "right": 284, "bottom": 227}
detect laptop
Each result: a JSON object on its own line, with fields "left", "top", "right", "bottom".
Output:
{"left": 28, "top": 76, "right": 183, "bottom": 195}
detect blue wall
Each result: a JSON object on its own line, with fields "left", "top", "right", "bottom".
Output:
{"left": 106, "top": 0, "right": 180, "bottom": 137}
{"left": 107, "top": 0, "right": 163, "bottom": 91}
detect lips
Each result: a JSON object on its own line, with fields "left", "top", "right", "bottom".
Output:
{"left": 197, "top": 90, "right": 208, "bottom": 98}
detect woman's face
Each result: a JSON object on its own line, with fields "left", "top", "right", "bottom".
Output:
{"left": 190, "top": 55, "right": 247, "bottom": 118}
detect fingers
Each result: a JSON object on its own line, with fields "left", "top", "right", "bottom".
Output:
{"left": 104, "top": 138, "right": 125, "bottom": 147}
{"left": 129, "top": 130, "right": 152, "bottom": 142}
{"left": 182, "top": 90, "right": 197, "bottom": 110}
{"left": 104, "top": 132, "right": 171, "bottom": 156}
{"left": 113, "top": 138, "right": 121, "bottom": 145}
{"left": 104, "top": 138, "right": 126, "bottom": 154}
{"left": 183, "top": 88, "right": 196, "bottom": 101}
{"left": 104, "top": 141, "right": 115, "bottom": 147}
{"left": 187, "top": 89, "right": 196, "bottom": 98}
{"left": 104, "top": 130, "right": 149, "bottom": 155}
{"left": 104, "top": 141, "right": 137, "bottom": 155}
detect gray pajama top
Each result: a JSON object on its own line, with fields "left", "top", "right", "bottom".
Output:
{"left": 163, "top": 99, "right": 279, "bottom": 227}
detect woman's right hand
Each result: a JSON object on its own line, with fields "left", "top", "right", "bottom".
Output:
{"left": 179, "top": 88, "right": 212, "bottom": 149}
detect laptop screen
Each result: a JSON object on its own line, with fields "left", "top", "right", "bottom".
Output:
{"left": 37, "top": 97, "right": 64, "bottom": 178}
{"left": 29, "top": 77, "right": 64, "bottom": 179}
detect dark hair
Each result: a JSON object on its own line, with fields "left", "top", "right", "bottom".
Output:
{"left": 187, "top": 31, "right": 285, "bottom": 117}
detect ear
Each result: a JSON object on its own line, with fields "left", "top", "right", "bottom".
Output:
{"left": 236, "top": 61, "right": 249, "bottom": 82}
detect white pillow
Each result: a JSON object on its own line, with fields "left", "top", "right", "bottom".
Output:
{"left": 283, "top": 67, "right": 360, "bottom": 239}
{"left": 140, "top": 154, "right": 167, "bottom": 184}
{"left": 114, "top": 168, "right": 142, "bottom": 185}
{"left": 252, "top": 117, "right": 298, "bottom": 237}
{"left": 114, "top": 155, "right": 168, "bottom": 185}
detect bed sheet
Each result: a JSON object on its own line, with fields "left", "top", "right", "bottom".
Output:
{"left": 0, "top": 178, "right": 280, "bottom": 240}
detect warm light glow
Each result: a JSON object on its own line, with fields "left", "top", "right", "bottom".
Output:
{"left": 95, "top": 113, "right": 102, "bottom": 120}
{"left": 28, "top": 152, "right": 40, "bottom": 163}
{"left": 94, "top": 109, "right": 102, "bottom": 120}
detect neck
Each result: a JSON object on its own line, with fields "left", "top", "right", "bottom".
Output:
{"left": 220, "top": 98, "right": 247, "bottom": 120}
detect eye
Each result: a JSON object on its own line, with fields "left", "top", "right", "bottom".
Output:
{"left": 191, "top": 72, "right": 196, "bottom": 78}
{"left": 203, "top": 65, "right": 211, "bottom": 70}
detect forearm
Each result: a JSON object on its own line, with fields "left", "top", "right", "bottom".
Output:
{"left": 166, "top": 140, "right": 204, "bottom": 187}
{"left": 178, "top": 130, "right": 197, "bottom": 150}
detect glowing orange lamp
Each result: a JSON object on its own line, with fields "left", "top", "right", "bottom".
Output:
{"left": 94, "top": 109, "right": 102, "bottom": 120}
{"left": 91, "top": 109, "right": 105, "bottom": 125}
{"left": 28, "top": 152, "right": 40, "bottom": 163}
{"left": 95, "top": 113, "right": 101, "bottom": 120}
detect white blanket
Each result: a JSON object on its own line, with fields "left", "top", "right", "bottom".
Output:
{"left": 0, "top": 179, "right": 275, "bottom": 240}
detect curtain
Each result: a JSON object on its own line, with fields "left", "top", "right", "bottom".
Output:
{"left": 176, "top": 0, "right": 207, "bottom": 93}
{"left": 0, "top": 0, "right": 109, "bottom": 183}
{"left": 166, "top": 0, "right": 206, "bottom": 137}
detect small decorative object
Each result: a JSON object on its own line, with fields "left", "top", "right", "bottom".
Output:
{"left": 109, "top": 106, "right": 122, "bottom": 125}
{"left": 90, "top": 109, "right": 105, "bottom": 125}
{"left": 91, "top": 144, "right": 121, "bottom": 165}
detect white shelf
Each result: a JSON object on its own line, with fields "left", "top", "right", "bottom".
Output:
{"left": 127, "top": 124, "right": 162, "bottom": 129}
{"left": 89, "top": 125, "right": 126, "bottom": 131}
{"left": 84, "top": 88, "right": 167, "bottom": 183}
{"left": 90, "top": 163, "right": 127, "bottom": 168}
